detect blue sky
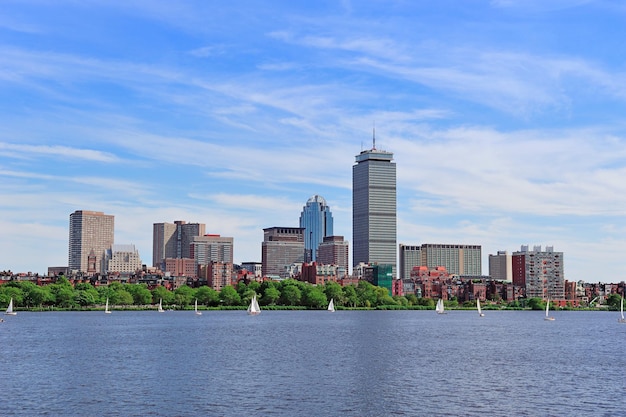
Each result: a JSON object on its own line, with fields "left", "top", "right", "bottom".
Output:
{"left": 1, "top": 1, "right": 626, "bottom": 283}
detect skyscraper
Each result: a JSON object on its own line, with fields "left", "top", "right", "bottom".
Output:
{"left": 352, "top": 141, "right": 397, "bottom": 276}
{"left": 299, "top": 195, "right": 333, "bottom": 262}
{"left": 152, "top": 221, "right": 205, "bottom": 268}
{"left": 513, "top": 245, "right": 564, "bottom": 299}
{"left": 261, "top": 227, "right": 305, "bottom": 278}
{"left": 68, "top": 210, "right": 114, "bottom": 274}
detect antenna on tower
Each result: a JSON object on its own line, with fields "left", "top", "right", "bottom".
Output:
{"left": 372, "top": 121, "right": 376, "bottom": 150}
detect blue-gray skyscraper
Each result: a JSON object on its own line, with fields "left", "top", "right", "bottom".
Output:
{"left": 353, "top": 143, "right": 397, "bottom": 276}
{"left": 299, "top": 195, "right": 334, "bottom": 262}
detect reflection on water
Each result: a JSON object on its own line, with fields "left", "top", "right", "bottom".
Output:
{"left": 0, "top": 310, "right": 624, "bottom": 416}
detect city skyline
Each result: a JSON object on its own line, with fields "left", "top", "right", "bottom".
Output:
{"left": 2, "top": 2, "right": 626, "bottom": 283}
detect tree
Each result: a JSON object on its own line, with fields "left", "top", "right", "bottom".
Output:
{"left": 195, "top": 286, "right": 219, "bottom": 306}
{"left": 324, "top": 281, "right": 344, "bottom": 305}
{"left": 342, "top": 285, "right": 358, "bottom": 307}
{"left": 151, "top": 286, "right": 173, "bottom": 305}
{"left": 279, "top": 284, "right": 302, "bottom": 306}
{"left": 302, "top": 285, "right": 327, "bottom": 309}
{"left": 174, "top": 285, "right": 194, "bottom": 307}
{"left": 356, "top": 281, "right": 377, "bottom": 307}
{"left": 261, "top": 285, "right": 280, "bottom": 306}
{"left": 605, "top": 293, "right": 621, "bottom": 309}
{"left": 220, "top": 286, "right": 241, "bottom": 306}
{"left": 527, "top": 297, "right": 544, "bottom": 310}
{"left": 125, "top": 284, "right": 153, "bottom": 305}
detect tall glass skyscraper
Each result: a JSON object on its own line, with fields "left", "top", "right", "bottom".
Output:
{"left": 352, "top": 147, "right": 397, "bottom": 276}
{"left": 299, "top": 195, "right": 333, "bottom": 262}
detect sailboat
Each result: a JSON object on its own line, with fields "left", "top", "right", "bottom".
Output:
{"left": 158, "top": 298, "right": 164, "bottom": 313}
{"left": 194, "top": 299, "right": 202, "bottom": 316}
{"left": 104, "top": 297, "right": 111, "bottom": 314}
{"left": 4, "top": 298, "right": 17, "bottom": 315}
{"left": 544, "top": 298, "right": 555, "bottom": 321}
{"left": 247, "top": 294, "right": 260, "bottom": 316}
{"left": 618, "top": 297, "right": 626, "bottom": 323}
{"left": 435, "top": 298, "right": 446, "bottom": 314}
{"left": 477, "top": 298, "right": 485, "bottom": 317}
{"left": 327, "top": 298, "right": 335, "bottom": 312}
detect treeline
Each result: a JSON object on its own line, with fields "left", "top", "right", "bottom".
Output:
{"left": 0, "top": 278, "right": 434, "bottom": 310}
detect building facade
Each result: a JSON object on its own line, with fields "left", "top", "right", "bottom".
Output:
{"left": 191, "top": 234, "right": 234, "bottom": 266}
{"left": 420, "top": 243, "right": 482, "bottom": 276}
{"left": 399, "top": 244, "right": 422, "bottom": 280}
{"left": 261, "top": 227, "right": 305, "bottom": 278}
{"left": 152, "top": 221, "right": 205, "bottom": 269}
{"left": 512, "top": 245, "right": 564, "bottom": 300}
{"left": 68, "top": 210, "right": 114, "bottom": 274}
{"left": 299, "top": 195, "right": 334, "bottom": 262}
{"left": 317, "top": 235, "right": 349, "bottom": 277}
{"left": 352, "top": 145, "right": 397, "bottom": 276}
{"left": 489, "top": 250, "right": 512, "bottom": 282}
{"left": 105, "top": 244, "right": 142, "bottom": 274}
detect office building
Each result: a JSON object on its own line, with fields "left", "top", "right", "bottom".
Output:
{"left": 352, "top": 141, "right": 397, "bottom": 276}
{"left": 317, "top": 236, "right": 349, "bottom": 277}
{"left": 399, "top": 244, "right": 422, "bottom": 280}
{"left": 152, "top": 221, "right": 205, "bottom": 268}
{"left": 68, "top": 210, "right": 114, "bottom": 274}
{"left": 421, "top": 243, "right": 482, "bottom": 276}
{"left": 489, "top": 250, "right": 512, "bottom": 282}
{"left": 261, "top": 227, "right": 305, "bottom": 278}
{"left": 299, "top": 195, "right": 334, "bottom": 262}
{"left": 105, "top": 244, "right": 142, "bottom": 274}
{"left": 191, "top": 234, "right": 234, "bottom": 266}
{"left": 513, "top": 245, "right": 564, "bottom": 299}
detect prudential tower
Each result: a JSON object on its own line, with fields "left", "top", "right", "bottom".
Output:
{"left": 352, "top": 135, "right": 397, "bottom": 276}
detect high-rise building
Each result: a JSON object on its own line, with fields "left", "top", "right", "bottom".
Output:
{"left": 299, "top": 195, "right": 333, "bottom": 262}
{"left": 261, "top": 227, "right": 305, "bottom": 278}
{"left": 399, "top": 244, "right": 422, "bottom": 280}
{"left": 191, "top": 234, "right": 234, "bottom": 267}
{"left": 68, "top": 210, "right": 114, "bottom": 274}
{"left": 513, "top": 245, "right": 564, "bottom": 300}
{"left": 152, "top": 221, "right": 205, "bottom": 268}
{"left": 420, "top": 243, "right": 482, "bottom": 276}
{"left": 317, "top": 235, "right": 349, "bottom": 277}
{"left": 489, "top": 250, "right": 512, "bottom": 282}
{"left": 105, "top": 244, "right": 142, "bottom": 274}
{"left": 352, "top": 142, "right": 397, "bottom": 276}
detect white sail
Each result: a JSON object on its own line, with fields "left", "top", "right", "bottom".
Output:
{"left": 327, "top": 298, "right": 335, "bottom": 312}
{"left": 477, "top": 298, "right": 484, "bottom": 317}
{"left": 247, "top": 294, "right": 260, "bottom": 315}
{"left": 158, "top": 298, "right": 164, "bottom": 313}
{"left": 195, "top": 299, "right": 202, "bottom": 315}
{"left": 4, "top": 298, "right": 17, "bottom": 315}
{"left": 544, "top": 298, "right": 554, "bottom": 321}
{"left": 105, "top": 297, "right": 111, "bottom": 314}
{"left": 436, "top": 298, "right": 446, "bottom": 314}
{"left": 619, "top": 297, "right": 626, "bottom": 323}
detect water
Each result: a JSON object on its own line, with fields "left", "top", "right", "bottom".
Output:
{"left": 1, "top": 310, "right": 624, "bottom": 416}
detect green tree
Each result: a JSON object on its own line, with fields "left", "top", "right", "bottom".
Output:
{"left": 302, "top": 285, "right": 327, "bottom": 309}
{"left": 342, "top": 285, "right": 358, "bottom": 307}
{"left": 356, "top": 281, "right": 377, "bottom": 307}
{"left": 405, "top": 293, "right": 418, "bottom": 306}
{"left": 151, "top": 286, "right": 174, "bottom": 305}
{"left": 174, "top": 285, "right": 194, "bottom": 307}
{"left": 126, "top": 284, "right": 153, "bottom": 305}
{"left": 324, "top": 281, "right": 344, "bottom": 306}
{"left": 220, "top": 286, "right": 241, "bottom": 306}
{"left": 279, "top": 284, "right": 302, "bottom": 306}
{"left": 261, "top": 285, "right": 280, "bottom": 306}
{"left": 606, "top": 293, "right": 622, "bottom": 309}
{"left": 527, "top": 297, "right": 544, "bottom": 310}
{"left": 195, "top": 286, "right": 219, "bottom": 306}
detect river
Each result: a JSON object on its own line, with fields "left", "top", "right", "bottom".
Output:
{"left": 1, "top": 309, "right": 624, "bottom": 416}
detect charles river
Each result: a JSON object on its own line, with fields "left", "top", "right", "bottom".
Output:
{"left": 1, "top": 309, "right": 624, "bottom": 417}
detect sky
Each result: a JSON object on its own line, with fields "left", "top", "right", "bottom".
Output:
{"left": 1, "top": 0, "right": 626, "bottom": 283}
